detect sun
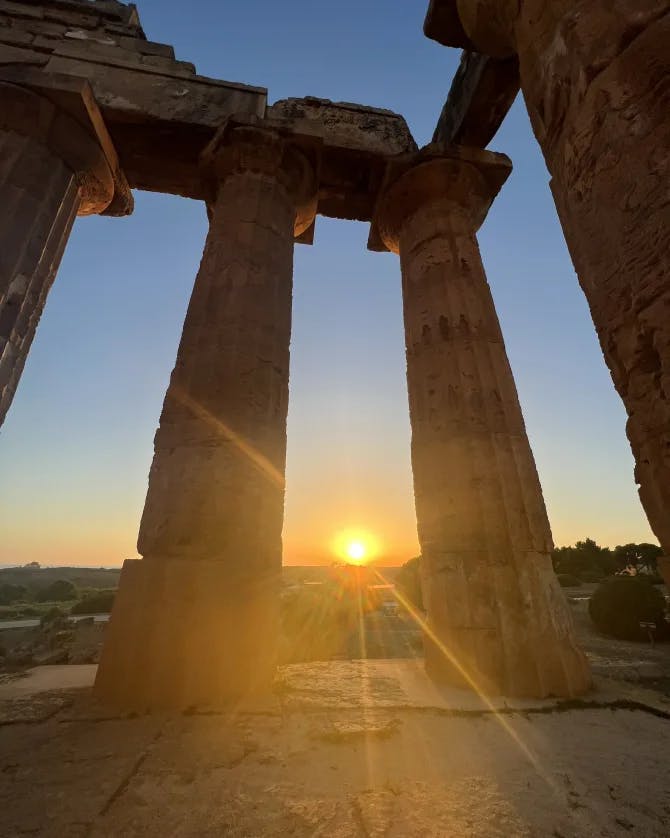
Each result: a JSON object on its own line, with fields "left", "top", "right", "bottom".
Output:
{"left": 331, "top": 528, "right": 380, "bottom": 565}
{"left": 346, "top": 541, "right": 366, "bottom": 562}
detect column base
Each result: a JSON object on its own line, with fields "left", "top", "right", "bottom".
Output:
{"left": 423, "top": 628, "right": 591, "bottom": 699}
{"left": 422, "top": 557, "right": 592, "bottom": 699}
{"left": 94, "top": 557, "right": 279, "bottom": 710}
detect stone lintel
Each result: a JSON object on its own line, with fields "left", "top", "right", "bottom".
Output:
{"left": 268, "top": 97, "right": 416, "bottom": 157}
{"left": 368, "top": 143, "right": 511, "bottom": 252}
{"left": 0, "top": 6, "right": 415, "bottom": 224}
{"left": 0, "top": 65, "right": 132, "bottom": 215}
{"left": 432, "top": 51, "right": 519, "bottom": 148}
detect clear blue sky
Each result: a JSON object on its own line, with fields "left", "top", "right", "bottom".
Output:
{"left": 0, "top": 0, "right": 655, "bottom": 567}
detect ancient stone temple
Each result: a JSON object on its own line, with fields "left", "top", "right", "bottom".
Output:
{"left": 3, "top": 0, "right": 665, "bottom": 708}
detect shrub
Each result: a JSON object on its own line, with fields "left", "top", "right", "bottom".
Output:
{"left": 578, "top": 571, "right": 604, "bottom": 584}
{"left": 70, "top": 590, "right": 115, "bottom": 615}
{"left": 37, "top": 579, "right": 77, "bottom": 602}
{"left": 0, "top": 584, "right": 28, "bottom": 605}
{"left": 589, "top": 577, "right": 668, "bottom": 641}
{"left": 557, "top": 574, "right": 581, "bottom": 588}
{"left": 40, "top": 606, "right": 68, "bottom": 628}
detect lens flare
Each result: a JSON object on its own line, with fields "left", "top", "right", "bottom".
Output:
{"left": 331, "top": 529, "right": 380, "bottom": 564}
{"left": 346, "top": 541, "right": 366, "bottom": 561}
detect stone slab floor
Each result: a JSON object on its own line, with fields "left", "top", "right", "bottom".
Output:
{"left": 1, "top": 660, "right": 669, "bottom": 837}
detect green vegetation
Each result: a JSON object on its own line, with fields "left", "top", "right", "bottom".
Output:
{"left": 0, "top": 566, "right": 120, "bottom": 622}
{"left": 36, "top": 579, "right": 77, "bottom": 602}
{"left": 40, "top": 606, "right": 69, "bottom": 628}
{"left": 552, "top": 538, "right": 663, "bottom": 583}
{"left": 588, "top": 577, "right": 668, "bottom": 641}
{"left": 0, "top": 584, "right": 28, "bottom": 605}
{"left": 70, "top": 590, "right": 115, "bottom": 614}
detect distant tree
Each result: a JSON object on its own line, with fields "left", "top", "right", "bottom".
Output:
{"left": 36, "top": 579, "right": 77, "bottom": 602}
{"left": 0, "top": 583, "right": 28, "bottom": 605}
{"left": 23, "top": 561, "right": 40, "bottom": 569}
{"left": 613, "top": 543, "right": 663, "bottom": 573}
{"left": 395, "top": 556, "right": 424, "bottom": 611}
{"left": 552, "top": 538, "right": 615, "bottom": 580}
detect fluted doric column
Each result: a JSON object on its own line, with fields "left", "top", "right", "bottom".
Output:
{"left": 375, "top": 147, "right": 591, "bottom": 697}
{"left": 0, "top": 82, "right": 118, "bottom": 427}
{"left": 95, "top": 127, "right": 317, "bottom": 709}
{"left": 443, "top": 0, "right": 670, "bottom": 555}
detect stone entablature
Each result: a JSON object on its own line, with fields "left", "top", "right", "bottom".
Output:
{"left": 0, "top": 1, "right": 415, "bottom": 220}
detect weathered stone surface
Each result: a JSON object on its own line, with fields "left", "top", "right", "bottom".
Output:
{"left": 4, "top": 662, "right": 670, "bottom": 836}
{"left": 0, "top": 80, "right": 123, "bottom": 426}
{"left": 427, "top": 1, "right": 670, "bottom": 554}
{"left": 0, "top": 0, "right": 268, "bottom": 137}
{"left": 94, "top": 556, "right": 280, "bottom": 709}
{"left": 269, "top": 96, "right": 417, "bottom": 157}
{"left": 373, "top": 147, "right": 591, "bottom": 698}
{"left": 657, "top": 556, "right": 670, "bottom": 591}
{"left": 95, "top": 129, "right": 318, "bottom": 709}
{"left": 432, "top": 51, "right": 519, "bottom": 147}
{"left": 0, "top": 4, "right": 416, "bottom": 216}
{"left": 0, "top": 136, "right": 75, "bottom": 426}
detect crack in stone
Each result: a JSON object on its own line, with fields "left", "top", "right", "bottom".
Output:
{"left": 96, "top": 724, "right": 165, "bottom": 819}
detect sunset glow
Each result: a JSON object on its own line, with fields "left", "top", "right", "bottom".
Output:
{"left": 346, "top": 541, "right": 366, "bottom": 561}
{"left": 331, "top": 529, "right": 380, "bottom": 564}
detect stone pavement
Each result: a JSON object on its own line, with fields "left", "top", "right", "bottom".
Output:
{"left": 1, "top": 660, "right": 669, "bottom": 836}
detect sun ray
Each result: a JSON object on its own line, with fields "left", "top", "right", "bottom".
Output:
{"left": 171, "top": 385, "right": 285, "bottom": 489}
{"left": 371, "top": 566, "right": 566, "bottom": 796}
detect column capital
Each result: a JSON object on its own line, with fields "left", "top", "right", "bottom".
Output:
{"left": 425, "top": 1, "right": 517, "bottom": 57}
{"left": 0, "top": 78, "right": 132, "bottom": 217}
{"left": 371, "top": 144, "right": 511, "bottom": 253}
{"left": 200, "top": 124, "right": 319, "bottom": 237}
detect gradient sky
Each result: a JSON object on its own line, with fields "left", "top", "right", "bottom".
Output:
{"left": 0, "top": 0, "right": 657, "bottom": 567}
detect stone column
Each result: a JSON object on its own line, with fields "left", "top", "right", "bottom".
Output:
{"left": 375, "top": 148, "right": 591, "bottom": 697}
{"left": 444, "top": 1, "right": 670, "bottom": 553}
{"left": 95, "top": 127, "right": 317, "bottom": 709}
{"left": 0, "top": 82, "right": 116, "bottom": 428}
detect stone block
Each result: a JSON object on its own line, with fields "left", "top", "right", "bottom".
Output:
{"left": 0, "top": 42, "right": 47, "bottom": 64}
{"left": 51, "top": 38, "right": 145, "bottom": 66}
{"left": 141, "top": 54, "right": 195, "bottom": 74}
{"left": 94, "top": 557, "right": 280, "bottom": 710}
{"left": 44, "top": 54, "right": 267, "bottom": 124}
{"left": 0, "top": 25, "right": 33, "bottom": 45}
{"left": 115, "top": 34, "right": 174, "bottom": 58}
{"left": 269, "top": 96, "right": 416, "bottom": 156}
{"left": 44, "top": 7, "right": 100, "bottom": 30}
{"left": 10, "top": 17, "right": 68, "bottom": 37}
{"left": 0, "top": 1, "right": 43, "bottom": 21}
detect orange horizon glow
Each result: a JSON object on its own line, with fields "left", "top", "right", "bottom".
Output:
{"left": 330, "top": 527, "right": 383, "bottom": 565}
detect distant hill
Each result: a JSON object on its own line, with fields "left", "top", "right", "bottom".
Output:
{"left": 1, "top": 564, "right": 400, "bottom": 591}
{"left": 0, "top": 566, "right": 121, "bottom": 591}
